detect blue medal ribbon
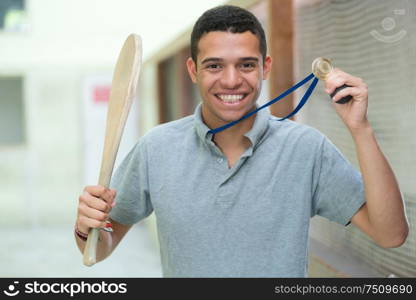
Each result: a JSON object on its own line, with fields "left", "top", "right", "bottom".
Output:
{"left": 208, "top": 73, "right": 319, "bottom": 134}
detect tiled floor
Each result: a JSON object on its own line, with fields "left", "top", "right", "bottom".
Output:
{"left": 1, "top": 223, "right": 162, "bottom": 277}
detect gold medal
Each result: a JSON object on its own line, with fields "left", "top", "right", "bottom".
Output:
{"left": 311, "top": 57, "right": 333, "bottom": 80}
{"left": 311, "top": 57, "right": 352, "bottom": 104}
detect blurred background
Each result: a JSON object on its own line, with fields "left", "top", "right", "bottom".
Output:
{"left": 0, "top": 0, "right": 415, "bottom": 277}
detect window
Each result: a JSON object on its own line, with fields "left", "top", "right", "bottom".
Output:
{"left": 0, "top": 77, "right": 25, "bottom": 145}
{"left": 0, "top": 0, "right": 27, "bottom": 32}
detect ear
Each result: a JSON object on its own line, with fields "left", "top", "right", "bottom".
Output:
{"left": 262, "top": 55, "right": 272, "bottom": 80}
{"left": 186, "top": 57, "right": 198, "bottom": 83}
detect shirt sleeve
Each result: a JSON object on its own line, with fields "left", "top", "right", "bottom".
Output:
{"left": 311, "top": 136, "right": 366, "bottom": 226}
{"left": 109, "top": 139, "right": 153, "bottom": 225}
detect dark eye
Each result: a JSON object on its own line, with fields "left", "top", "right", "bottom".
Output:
{"left": 241, "top": 62, "right": 255, "bottom": 70}
{"left": 207, "top": 64, "right": 221, "bottom": 69}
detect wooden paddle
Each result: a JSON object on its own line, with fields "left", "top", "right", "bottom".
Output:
{"left": 83, "top": 34, "right": 142, "bottom": 266}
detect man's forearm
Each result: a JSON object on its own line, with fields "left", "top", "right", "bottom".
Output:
{"left": 351, "top": 124, "right": 408, "bottom": 246}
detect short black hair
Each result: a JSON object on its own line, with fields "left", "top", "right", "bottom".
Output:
{"left": 190, "top": 5, "right": 267, "bottom": 64}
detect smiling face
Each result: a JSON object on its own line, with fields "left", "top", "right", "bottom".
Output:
{"left": 186, "top": 31, "right": 272, "bottom": 129}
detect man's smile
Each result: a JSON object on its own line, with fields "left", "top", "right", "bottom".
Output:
{"left": 215, "top": 93, "right": 249, "bottom": 104}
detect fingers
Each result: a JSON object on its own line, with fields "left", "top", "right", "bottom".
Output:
{"left": 77, "top": 215, "right": 107, "bottom": 233}
{"left": 77, "top": 185, "right": 117, "bottom": 233}
{"left": 330, "top": 86, "right": 359, "bottom": 103}
{"left": 324, "top": 68, "right": 364, "bottom": 95}
{"left": 84, "top": 185, "right": 116, "bottom": 207}
{"left": 77, "top": 201, "right": 109, "bottom": 233}
{"left": 79, "top": 201, "right": 109, "bottom": 221}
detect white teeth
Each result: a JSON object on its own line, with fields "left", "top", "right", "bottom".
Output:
{"left": 218, "top": 94, "right": 244, "bottom": 103}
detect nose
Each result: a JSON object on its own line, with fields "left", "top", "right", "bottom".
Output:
{"left": 219, "top": 66, "right": 243, "bottom": 89}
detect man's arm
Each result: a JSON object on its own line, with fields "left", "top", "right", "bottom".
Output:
{"left": 325, "top": 69, "right": 409, "bottom": 248}
{"left": 75, "top": 186, "right": 132, "bottom": 262}
{"left": 349, "top": 125, "right": 408, "bottom": 248}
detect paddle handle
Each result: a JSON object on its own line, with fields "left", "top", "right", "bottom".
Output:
{"left": 83, "top": 159, "right": 117, "bottom": 267}
{"left": 83, "top": 228, "right": 101, "bottom": 266}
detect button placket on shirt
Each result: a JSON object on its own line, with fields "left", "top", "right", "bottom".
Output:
{"left": 215, "top": 151, "right": 252, "bottom": 207}
{"left": 216, "top": 167, "right": 243, "bottom": 207}
{"left": 205, "top": 141, "right": 230, "bottom": 206}
{"left": 206, "top": 144, "right": 232, "bottom": 207}
{"left": 206, "top": 138, "right": 226, "bottom": 167}
{"left": 206, "top": 134, "right": 256, "bottom": 207}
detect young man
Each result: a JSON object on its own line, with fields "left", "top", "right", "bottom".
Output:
{"left": 75, "top": 5, "right": 408, "bottom": 277}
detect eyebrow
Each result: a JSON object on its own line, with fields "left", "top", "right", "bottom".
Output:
{"left": 200, "top": 57, "right": 259, "bottom": 65}
{"left": 200, "top": 57, "right": 222, "bottom": 65}
{"left": 240, "top": 57, "right": 259, "bottom": 62}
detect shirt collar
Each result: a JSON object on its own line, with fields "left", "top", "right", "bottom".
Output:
{"left": 193, "top": 103, "right": 213, "bottom": 142}
{"left": 243, "top": 106, "right": 270, "bottom": 147}
{"left": 193, "top": 103, "right": 270, "bottom": 147}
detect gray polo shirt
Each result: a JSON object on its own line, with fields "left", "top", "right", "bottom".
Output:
{"left": 109, "top": 104, "right": 365, "bottom": 277}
